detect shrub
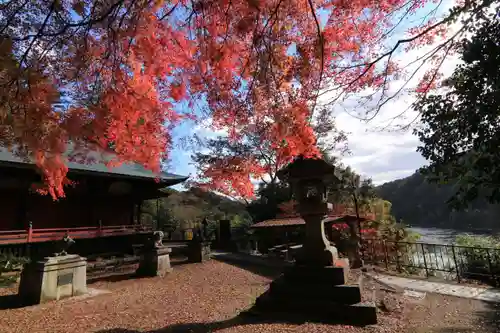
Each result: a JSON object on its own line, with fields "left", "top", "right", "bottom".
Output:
{"left": 0, "top": 253, "right": 29, "bottom": 287}
{"left": 455, "top": 234, "right": 500, "bottom": 286}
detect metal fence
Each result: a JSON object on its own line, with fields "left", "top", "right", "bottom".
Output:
{"left": 362, "top": 238, "right": 500, "bottom": 286}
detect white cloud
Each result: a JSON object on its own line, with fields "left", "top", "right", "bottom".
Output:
{"left": 320, "top": 0, "right": 465, "bottom": 185}
{"left": 192, "top": 117, "right": 228, "bottom": 138}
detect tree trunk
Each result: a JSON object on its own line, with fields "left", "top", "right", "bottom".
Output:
{"left": 350, "top": 194, "right": 363, "bottom": 268}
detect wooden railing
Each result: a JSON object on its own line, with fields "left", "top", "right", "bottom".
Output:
{"left": 0, "top": 224, "right": 152, "bottom": 245}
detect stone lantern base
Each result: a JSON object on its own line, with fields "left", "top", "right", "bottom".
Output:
{"left": 136, "top": 246, "right": 173, "bottom": 277}
{"left": 247, "top": 260, "right": 377, "bottom": 326}
{"left": 18, "top": 254, "right": 87, "bottom": 305}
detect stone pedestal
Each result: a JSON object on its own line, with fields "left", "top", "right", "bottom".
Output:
{"left": 136, "top": 246, "right": 173, "bottom": 277}
{"left": 250, "top": 262, "right": 377, "bottom": 325}
{"left": 18, "top": 254, "right": 87, "bottom": 305}
{"left": 188, "top": 241, "right": 211, "bottom": 263}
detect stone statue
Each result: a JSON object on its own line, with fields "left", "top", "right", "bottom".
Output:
{"left": 56, "top": 233, "right": 75, "bottom": 256}
{"left": 152, "top": 230, "right": 164, "bottom": 248}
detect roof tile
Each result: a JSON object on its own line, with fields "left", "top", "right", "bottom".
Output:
{"left": 251, "top": 214, "right": 369, "bottom": 228}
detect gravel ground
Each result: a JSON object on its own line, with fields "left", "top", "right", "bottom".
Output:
{"left": 0, "top": 260, "right": 498, "bottom": 333}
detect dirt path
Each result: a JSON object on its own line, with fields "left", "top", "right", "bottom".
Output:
{"left": 0, "top": 260, "right": 497, "bottom": 333}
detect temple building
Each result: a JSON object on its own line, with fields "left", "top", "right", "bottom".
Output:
{"left": 250, "top": 203, "right": 372, "bottom": 254}
{"left": 0, "top": 145, "right": 187, "bottom": 254}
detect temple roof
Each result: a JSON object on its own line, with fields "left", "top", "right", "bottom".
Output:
{"left": 250, "top": 214, "right": 370, "bottom": 228}
{"left": 0, "top": 145, "right": 188, "bottom": 185}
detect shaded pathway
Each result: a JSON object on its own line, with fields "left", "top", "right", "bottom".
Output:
{"left": 367, "top": 272, "right": 500, "bottom": 303}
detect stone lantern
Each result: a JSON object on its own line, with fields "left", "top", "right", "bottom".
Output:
{"left": 277, "top": 155, "right": 339, "bottom": 267}
{"left": 248, "top": 155, "right": 377, "bottom": 326}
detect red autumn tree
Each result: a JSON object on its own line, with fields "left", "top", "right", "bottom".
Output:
{"left": 0, "top": 0, "right": 487, "bottom": 199}
{"left": 189, "top": 106, "right": 348, "bottom": 199}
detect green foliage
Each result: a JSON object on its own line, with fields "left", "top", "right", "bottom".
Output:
{"left": 374, "top": 218, "right": 421, "bottom": 243}
{"left": 321, "top": 149, "right": 377, "bottom": 220}
{"left": 246, "top": 182, "right": 292, "bottom": 222}
{"left": 414, "top": 10, "right": 500, "bottom": 209}
{"left": 141, "top": 187, "right": 252, "bottom": 238}
{"left": 454, "top": 234, "right": 500, "bottom": 286}
{"left": 455, "top": 234, "right": 500, "bottom": 249}
{"left": 0, "top": 253, "right": 29, "bottom": 287}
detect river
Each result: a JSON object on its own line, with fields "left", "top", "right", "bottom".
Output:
{"left": 397, "top": 227, "right": 498, "bottom": 279}
{"left": 409, "top": 226, "right": 495, "bottom": 244}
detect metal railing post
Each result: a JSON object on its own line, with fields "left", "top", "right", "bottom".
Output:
{"left": 383, "top": 240, "right": 389, "bottom": 269}
{"left": 421, "top": 243, "right": 429, "bottom": 277}
{"left": 451, "top": 244, "right": 460, "bottom": 283}
{"left": 395, "top": 242, "right": 401, "bottom": 272}
{"left": 486, "top": 248, "right": 495, "bottom": 285}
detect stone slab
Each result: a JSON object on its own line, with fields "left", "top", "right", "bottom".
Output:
{"left": 476, "top": 289, "right": 500, "bottom": 303}
{"left": 366, "top": 272, "right": 500, "bottom": 303}
{"left": 269, "top": 277, "right": 362, "bottom": 304}
{"left": 403, "top": 290, "right": 426, "bottom": 300}
{"left": 212, "top": 252, "right": 291, "bottom": 269}
{"left": 253, "top": 292, "right": 377, "bottom": 326}
{"left": 282, "top": 265, "right": 348, "bottom": 285}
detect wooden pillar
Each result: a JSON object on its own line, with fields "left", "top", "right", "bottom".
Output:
{"left": 17, "top": 190, "right": 28, "bottom": 230}
{"left": 87, "top": 182, "right": 95, "bottom": 227}
{"left": 130, "top": 201, "right": 135, "bottom": 225}
{"left": 156, "top": 199, "right": 161, "bottom": 231}
{"left": 136, "top": 200, "right": 143, "bottom": 226}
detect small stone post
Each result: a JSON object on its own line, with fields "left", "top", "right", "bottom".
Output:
{"left": 202, "top": 218, "right": 209, "bottom": 239}
{"left": 136, "top": 231, "right": 173, "bottom": 277}
{"left": 187, "top": 228, "right": 211, "bottom": 263}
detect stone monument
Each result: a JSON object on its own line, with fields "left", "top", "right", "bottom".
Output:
{"left": 201, "top": 218, "right": 209, "bottom": 239}
{"left": 249, "top": 155, "right": 377, "bottom": 325}
{"left": 188, "top": 227, "right": 211, "bottom": 263}
{"left": 18, "top": 235, "right": 87, "bottom": 305}
{"left": 136, "top": 231, "right": 173, "bottom": 277}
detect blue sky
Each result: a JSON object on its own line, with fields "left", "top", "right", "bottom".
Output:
{"left": 167, "top": 0, "right": 459, "bottom": 188}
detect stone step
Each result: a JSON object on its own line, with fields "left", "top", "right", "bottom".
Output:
{"left": 282, "top": 265, "right": 348, "bottom": 285}
{"left": 269, "top": 278, "right": 362, "bottom": 304}
{"left": 252, "top": 292, "right": 377, "bottom": 326}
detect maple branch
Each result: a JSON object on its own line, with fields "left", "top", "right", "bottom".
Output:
{"left": 357, "top": 9, "right": 470, "bottom": 124}
{"left": 419, "top": 0, "right": 445, "bottom": 25}
{"left": 243, "top": 0, "right": 284, "bottom": 104}
{"left": 344, "top": 13, "right": 458, "bottom": 90}
{"left": 372, "top": 0, "right": 416, "bottom": 44}
{"left": 11, "top": 1, "right": 127, "bottom": 42}
{"left": 18, "top": 0, "right": 56, "bottom": 68}
{"left": 307, "top": 0, "right": 324, "bottom": 118}
{"left": 318, "top": 0, "right": 489, "bottom": 121}
{"left": 158, "top": 3, "right": 179, "bottom": 20}
{"left": 396, "top": 40, "right": 456, "bottom": 131}
{"left": 0, "top": 0, "right": 29, "bottom": 34}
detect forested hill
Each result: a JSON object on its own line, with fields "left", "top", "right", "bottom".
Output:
{"left": 375, "top": 173, "right": 500, "bottom": 232}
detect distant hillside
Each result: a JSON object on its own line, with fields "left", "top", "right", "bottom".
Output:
{"left": 141, "top": 187, "right": 251, "bottom": 235}
{"left": 376, "top": 173, "right": 500, "bottom": 232}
